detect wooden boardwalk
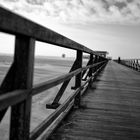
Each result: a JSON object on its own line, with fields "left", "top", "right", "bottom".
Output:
{"left": 49, "top": 61, "right": 140, "bottom": 140}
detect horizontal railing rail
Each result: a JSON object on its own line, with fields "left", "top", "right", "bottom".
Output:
{"left": 0, "top": 7, "right": 108, "bottom": 140}
{"left": 0, "top": 7, "right": 104, "bottom": 56}
{"left": 32, "top": 61, "right": 105, "bottom": 96}
{"left": 115, "top": 58, "right": 140, "bottom": 72}
{"left": 0, "top": 60, "right": 106, "bottom": 111}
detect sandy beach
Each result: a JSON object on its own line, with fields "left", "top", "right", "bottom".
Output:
{"left": 0, "top": 56, "right": 75, "bottom": 140}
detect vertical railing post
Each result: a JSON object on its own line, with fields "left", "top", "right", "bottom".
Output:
{"left": 10, "top": 35, "right": 35, "bottom": 140}
{"left": 89, "top": 54, "right": 93, "bottom": 86}
{"left": 93, "top": 55, "right": 98, "bottom": 73}
{"left": 74, "top": 50, "right": 82, "bottom": 107}
{"left": 130, "top": 60, "right": 132, "bottom": 67}
{"left": 136, "top": 59, "right": 138, "bottom": 71}
{"left": 137, "top": 59, "right": 140, "bottom": 71}
{"left": 132, "top": 60, "right": 135, "bottom": 69}
{"left": 98, "top": 56, "right": 101, "bottom": 68}
{"left": 133, "top": 60, "right": 136, "bottom": 70}
{"left": 89, "top": 54, "right": 94, "bottom": 77}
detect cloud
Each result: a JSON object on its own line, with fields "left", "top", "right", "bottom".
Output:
{"left": 0, "top": 0, "right": 140, "bottom": 25}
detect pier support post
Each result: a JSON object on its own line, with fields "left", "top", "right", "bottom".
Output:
{"left": 74, "top": 50, "right": 82, "bottom": 107}
{"left": 89, "top": 54, "right": 94, "bottom": 87}
{"left": 9, "top": 35, "right": 35, "bottom": 140}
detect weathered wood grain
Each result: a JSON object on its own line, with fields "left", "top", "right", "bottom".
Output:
{"left": 0, "top": 90, "right": 28, "bottom": 111}
{"left": 74, "top": 50, "right": 82, "bottom": 107}
{"left": 30, "top": 88, "right": 81, "bottom": 140}
{"left": 10, "top": 35, "right": 35, "bottom": 140}
{"left": 49, "top": 61, "right": 140, "bottom": 140}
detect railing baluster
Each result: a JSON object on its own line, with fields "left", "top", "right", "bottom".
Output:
{"left": 116, "top": 58, "right": 140, "bottom": 72}
{"left": 89, "top": 54, "right": 94, "bottom": 86}
{"left": 46, "top": 60, "right": 79, "bottom": 109}
{"left": 82, "top": 54, "right": 93, "bottom": 81}
{"left": 10, "top": 35, "right": 35, "bottom": 140}
{"left": 74, "top": 50, "right": 82, "bottom": 107}
{"left": 93, "top": 55, "right": 98, "bottom": 74}
{"left": 0, "top": 63, "right": 16, "bottom": 122}
{"left": 0, "top": 7, "right": 108, "bottom": 140}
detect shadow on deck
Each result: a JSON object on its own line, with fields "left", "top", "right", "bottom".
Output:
{"left": 49, "top": 61, "right": 140, "bottom": 140}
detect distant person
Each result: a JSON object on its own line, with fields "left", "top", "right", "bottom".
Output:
{"left": 118, "top": 57, "right": 121, "bottom": 63}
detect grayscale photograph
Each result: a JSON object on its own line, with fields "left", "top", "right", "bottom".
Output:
{"left": 0, "top": 0, "right": 140, "bottom": 140}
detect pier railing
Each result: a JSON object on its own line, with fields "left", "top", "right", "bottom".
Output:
{"left": 0, "top": 7, "right": 108, "bottom": 140}
{"left": 116, "top": 58, "right": 140, "bottom": 72}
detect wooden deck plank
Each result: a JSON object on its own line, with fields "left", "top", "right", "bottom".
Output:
{"left": 49, "top": 61, "right": 140, "bottom": 140}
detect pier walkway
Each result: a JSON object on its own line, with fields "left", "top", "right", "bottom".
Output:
{"left": 1, "top": 7, "right": 140, "bottom": 140}
{"left": 49, "top": 61, "right": 140, "bottom": 140}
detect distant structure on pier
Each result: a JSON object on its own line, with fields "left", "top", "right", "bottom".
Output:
{"left": 83, "top": 51, "right": 108, "bottom": 59}
{"left": 94, "top": 51, "right": 108, "bottom": 58}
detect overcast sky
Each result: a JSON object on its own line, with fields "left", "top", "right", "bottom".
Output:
{"left": 0, "top": 0, "right": 140, "bottom": 59}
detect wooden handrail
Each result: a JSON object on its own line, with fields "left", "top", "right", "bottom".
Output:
{"left": 0, "top": 60, "right": 106, "bottom": 110}
{"left": 0, "top": 90, "right": 29, "bottom": 111}
{"left": 0, "top": 7, "right": 104, "bottom": 56}
{"left": 32, "top": 61, "right": 106, "bottom": 96}
{"left": 30, "top": 61, "right": 107, "bottom": 140}
{"left": 115, "top": 58, "right": 140, "bottom": 72}
{"left": 0, "top": 7, "right": 108, "bottom": 140}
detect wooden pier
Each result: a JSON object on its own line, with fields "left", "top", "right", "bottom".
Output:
{"left": 0, "top": 7, "right": 140, "bottom": 140}
{"left": 0, "top": 7, "right": 108, "bottom": 140}
{"left": 49, "top": 61, "right": 140, "bottom": 140}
